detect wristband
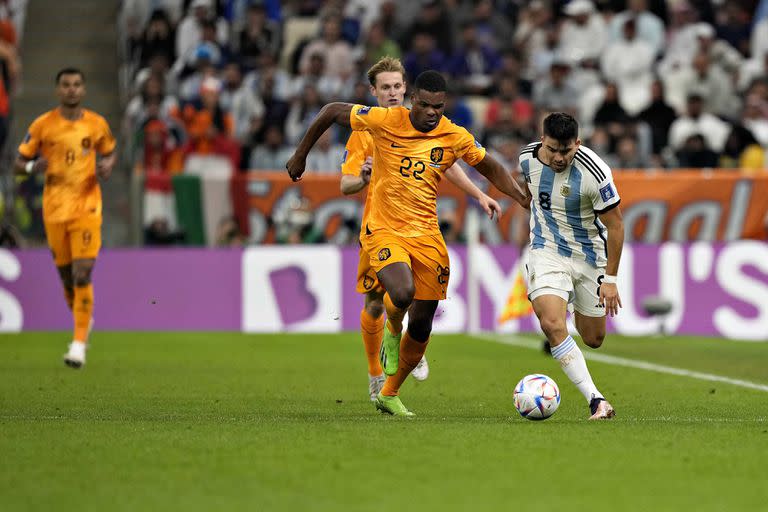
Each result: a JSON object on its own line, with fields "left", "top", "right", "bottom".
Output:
{"left": 25, "top": 160, "right": 35, "bottom": 174}
{"left": 602, "top": 275, "right": 617, "bottom": 284}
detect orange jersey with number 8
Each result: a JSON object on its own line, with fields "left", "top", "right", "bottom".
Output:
{"left": 18, "top": 108, "right": 116, "bottom": 223}
{"left": 349, "top": 105, "right": 485, "bottom": 237}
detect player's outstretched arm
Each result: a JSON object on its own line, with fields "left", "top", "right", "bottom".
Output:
{"left": 474, "top": 153, "right": 531, "bottom": 209}
{"left": 444, "top": 163, "right": 501, "bottom": 219}
{"left": 286, "top": 102, "right": 354, "bottom": 182}
{"left": 598, "top": 205, "right": 625, "bottom": 317}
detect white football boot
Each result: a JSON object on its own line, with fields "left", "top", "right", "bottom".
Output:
{"left": 410, "top": 355, "right": 429, "bottom": 381}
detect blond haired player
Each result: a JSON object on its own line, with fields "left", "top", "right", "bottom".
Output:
{"left": 15, "top": 68, "right": 116, "bottom": 368}
{"left": 288, "top": 70, "right": 530, "bottom": 416}
{"left": 341, "top": 58, "right": 501, "bottom": 401}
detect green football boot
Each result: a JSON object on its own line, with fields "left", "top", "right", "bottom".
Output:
{"left": 375, "top": 392, "right": 414, "bottom": 417}
{"left": 379, "top": 326, "right": 401, "bottom": 376}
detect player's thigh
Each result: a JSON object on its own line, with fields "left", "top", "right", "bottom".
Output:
{"left": 68, "top": 216, "right": 102, "bottom": 263}
{"left": 409, "top": 234, "right": 450, "bottom": 301}
{"left": 356, "top": 245, "right": 383, "bottom": 295}
{"left": 44, "top": 220, "right": 72, "bottom": 266}
{"left": 527, "top": 249, "right": 574, "bottom": 304}
{"left": 572, "top": 261, "right": 606, "bottom": 318}
{"left": 362, "top": 231, "right": 415, "bottom": 300}
{"left": 531, "top": 293, "right": 569, "bottom": 336}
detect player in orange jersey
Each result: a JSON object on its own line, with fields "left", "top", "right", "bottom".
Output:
{"left": 288, "top": 70, "right": 530, "bottom": 416}
{"left": 341, "top": 57, "right": 501, "bottom": 401}
{"left": 15, "top": 68, "right": 116, "bottom": 368}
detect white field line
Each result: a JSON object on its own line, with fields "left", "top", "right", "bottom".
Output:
{"left": 473, "top": 333, "right": 768, "bottom": 393}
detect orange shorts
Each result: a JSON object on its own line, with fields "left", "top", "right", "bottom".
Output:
{"left": 356, "top": 245, "right": 384, "bottom": 294}
{"left": 44, "top": 215, "right": 102, "bottom": 266}
{"left": 361, "top": 231, "right": 450, "bottom": 301}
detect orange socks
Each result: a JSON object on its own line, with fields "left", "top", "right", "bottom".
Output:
{"left": 381, "top": 331, "right": 429, "bottom": 396}
{"left": 383, "top": 292, "right": 406, "bottom": 335}
{"left": 360, "top": 309, "right": 384, "bottom": 376}
{"left": 73, "top": 284, "right": 93, "bottom": 342}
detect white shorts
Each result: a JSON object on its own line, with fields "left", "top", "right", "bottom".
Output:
{"left": 526, "top": 249, "right": 606, "bottom": 317}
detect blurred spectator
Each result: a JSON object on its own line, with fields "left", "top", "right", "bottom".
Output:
{"left": 215, "top": 216, "right": 246, "bottom": 247}
{"left": 135, "top": 9, "right": 175, "bottom": 68}
{"left": 286, "top": 83, "right": 324, "bottom": 144}
{"left": 401, "top": 0, "right": 454, "bottom": 56}
{"left": 676, "top": 133, "right": 720, "bottom": 168}
{"left": 305, "top": 130, "right": 345, "bottom": 173}
{"left": 559, "top": 0, "right": 606, "bottom": 63}
{"left": 174, "top": 18, "right": 226, "bottom": 80}
{"left": 403, "top": 32, "right": 447, "bottom": 81}
{"left": 249, "top": 125, "right": 294, "bottom": 170}
{"left": 495, "top": 49, "right": 532, "bottom": 97}
{"left": 0, "top": 19, "right": 17, "bottom": 151}
{"left": 751, "top": 15, "right": 768, "bottom": 60}
{"left": 669, "top": 93, "right": 730, "bottom": 153}
{"left": 696, "top": 22, "right": 743, "bottom": 76}
{"left": 252, "top": 69, "right": 290, "bottom": 143}
{"left": 0, "top": 223, "right": 22, "bottom": 248}
{"left": 219, "top": 61, "right": 265, "bottom": 147}
{"left": 133, "top": 52, "right": 176, "bottom": 95}
{"left": 344, "top": 0, "right": 384, "bottom": 33}
{"left": 449, "top": 22, "right": 500, "bottom": 95}
{"left": 532, "top": 58, "right": 579, "bottom": 113}
{"left": 487, "top": 136, "right": 523, "bottom": 170}
{"left": 614, "top": 135, "right": 648, "bottom": 168}
{"left": 439, "top": 207, "right": 464, "bottom": 244}
{"left": 181, "top": 76, "right": 236, "bottom": 155}
{"left": 601, "top": 17, "right": 654, "bottom": 115}
{"left": 290, "top": 52, "right": 343, "bottom": 102}
{"left": 742, "top": 94, "right": 768, "bottom": 146}
{"left": 714, "top": 2, "right": 751, "bottom": 57}
{"left": 235, "top": 2, "right": 281, "bottom": 72}
{"left": 175, "top": 0, "right": 228, "bottom": 62}
{"left": 636, "top": 80, "right": 678, "bottom": 157}
{"left": 444, "top": 87, "right": 473, "bottom": 131}
{"left": 467, "top": 0, "right": 513, "bottom": 51}
{"left": 719, "top": 125, "right": 760, "bottom": 169}
{"left": 141, "top": 119, "right": 184, "bottom": 175}
{"left": 176, "top": 44, "right": 218, "bottom": 101}
{"left": 608, "top": 0, "right": 665, "bottom": 56}
{"left": 485, "top": 76, "right": 534, "bottom": 142}
{"left": 144, "top": 218, "right": 186, "bottom": 246}
{"left": 275, "top": 197, "right": 324, "bottom": 244}
{"left": 125, "top": 74, "right": 180, "bottom": 137}
{"left": 593, "top": 83, "right": 631, "bottom": 137}
{"left": 513, "top": 0, "right": 554, "bottom": 80}
{"left": 242, "top": 52, "right": 293, "bottom": 102}
{"left": 121, "top": 0, "right": 184, "bottom": 42}
{"left": 738, "top": 51, "right": 768, "bottom": 93}
{"left": 299, "top": 14, "right": 354, "bottom": 81}
{"left": 360, "top": 20, "right": 401, "bottom": 68}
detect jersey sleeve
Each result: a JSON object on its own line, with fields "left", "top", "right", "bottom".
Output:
{"left": 96, "top": 116, "right": 117, "bottom": 155}
{"left": 18, "top": 117, "right": 43, "bottom": 159}
{"left": 453, "top": 127, "right": 486, "bottom": 167}
{"left": 580, "top": 148, "right": 620, "bottom": 213}
{"left": 349, "top": 105, "right": 390, "bottom": 134}
{"left": 340, "top": 131, "right": 369, "bottom": 176}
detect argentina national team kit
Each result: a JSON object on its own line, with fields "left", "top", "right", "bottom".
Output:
{"left": 519, "top": 142, "right": 621, "bottom": 316}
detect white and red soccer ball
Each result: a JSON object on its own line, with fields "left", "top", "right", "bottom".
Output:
{"left": 514, "top": 374, "right": 561, "bottom": 420}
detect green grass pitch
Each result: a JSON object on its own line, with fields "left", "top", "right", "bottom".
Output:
{"left": 1, "top": 331, "right": 766, "bottom": 511}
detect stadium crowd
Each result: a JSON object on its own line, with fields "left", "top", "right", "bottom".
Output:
{"left": 118, "top": 0, "right": 768, "bottom": 243}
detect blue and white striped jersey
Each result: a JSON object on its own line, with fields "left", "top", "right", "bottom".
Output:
{"left": 519, "top": 142, "right": 620, "bottom": 268}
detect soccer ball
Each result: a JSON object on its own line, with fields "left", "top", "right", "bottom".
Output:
{"left": 513, "top": 374, "right": 560, "bottom": 420}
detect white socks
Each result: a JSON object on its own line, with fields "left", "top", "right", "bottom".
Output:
{"left": 551, "top": 335, "right": 603, "bottom": 403}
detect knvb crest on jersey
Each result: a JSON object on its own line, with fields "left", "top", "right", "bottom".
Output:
{"left": 378, "top": 248, "right": 391, "bottom": 261}
{"left": 430, "top": 147, "right": 444, "bottom": 164}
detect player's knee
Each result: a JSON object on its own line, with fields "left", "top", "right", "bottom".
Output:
{"left": 539, "top": 316, "right": 566, "bottom": 339}
{"left": 583, "top": 332, "right": 605, "bottom": 349}
{"left": 389, "top": 286, "right": 414, "bottom": 310}
{"left": 407, "top": 320, "right": 432, "bottom": 342}
{"left": 72, "top": 269, "right": 92, "bottom": 287}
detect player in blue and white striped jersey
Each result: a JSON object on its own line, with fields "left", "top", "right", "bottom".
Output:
{"left": 519, "top": 113, "right": 625, "bottom": 420}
